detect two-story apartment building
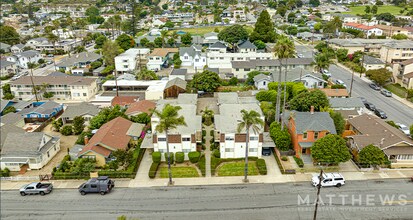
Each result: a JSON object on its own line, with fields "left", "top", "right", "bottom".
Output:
{"left": 115, "top": 48, "right": 150, "bottom": 74}
{"left": 329, "top": 38, "right": 395, "bottom": 55}
{"left": 215, "top": 93, "right": 266, "bottom": 159}
{"left": 150, "top": 94, "right": 202, "bottom": 161}
{"left": 9, "top": 74, "right": 98, "bottom": 101}
{"left": 380, "top": 40, "right": 413, "bottom": 64}
{"left": 392, "top": 58, "right": 413, "bottom": 89}
{"left": 35, "top": 40, "right": 81, "bottom": 53}
{"left": 375, "top": 25, "right": 409, "bottom": 38}
{"left": 146, "top": 48, "right": 179, "bottom": 71}
{"left": 179, "top": 44, "right": 207, "bottom": 71}
{"left": 6, "top": 50, "right": 42, "bottom": 69}
{"left": 322, "top": 13, "right": 361, "bottom": 23}
{"left": 342, "top": 23, "right": 383, "bottom": 37}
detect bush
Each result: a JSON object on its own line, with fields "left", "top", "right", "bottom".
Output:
{"left": 148, "top": 162, "right": 159, "bottom": 178}
{"left": 256, "top": 159, "right": 267, "bottom": 175}
{"left": 197, "top": 155, "right": 206, "bottom": 176}
{"left": 164, "top": 152, "right": 174, "bottom": 164}
{"left": 175, "top": 152, "right": 184, "bottom": 163}
{"left": 281, "top": 156, "right": 288, "bottom": 161}
{"left": 60, "top": 125, "right": 73, "bottom": 136}
{"left": 293, "top": 156, "right": 304, "bottom": 168}
{"left": 1, "top": 168, "right": 10, "bottom": 177}
{"left": 152, "top": 152, "right": 161, "bottom": 163}
{"left": 188, "top": 151, "right": 200, "bottom": 163}
{"left": 213, "top": 149, "right": 220, "bottom": 158}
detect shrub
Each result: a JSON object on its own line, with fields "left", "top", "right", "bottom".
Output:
{"left": 281, "top": 156, "right": 288, "bottom": 161}
{"left": 164, "top": 152, "right": 174, "bottom": 164}
{"left": 1, "top": 168, "right": 10, "bottom": 177}
{"left": 293, "top": 156, "right": 304, "bottom": 168}
{"left": 210, "top": 130, "right": 214, "bottom": 137}
{"left": 188, "top": 151, "right": 200, "bottom": 163}
{"left": 213, "top": 149, "right": 220, "bottom": 158}
{"left": 60, "top": 125, "right": 73, "bottom": 136}
{"left": 152, "top": 152, "right": 161, "bottom": 163}
{"left": 175, "top": 152, "right": 185, "bottom": 163}
{"left": 256, "top": 159, "right": 267, "bottom": 175}
{"left": 148, "top": 162, "right": 159, "bottom": 178}
{"left": 197, "top": 155, "right": 206, "bottom": 176}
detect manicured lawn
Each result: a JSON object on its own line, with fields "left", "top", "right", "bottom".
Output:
{"left": 217, "top": 161, "right": 259, "bottom": 176}
{"left": 172, "top": 25, "right": 254, "bottom": 36}
{"left": 159, "top": 166, "right": 200, "bottom": 178}
{"left": 384, "top": 84, "right": 407, "bottom": 98}
{"left": 343, "top": 5, "right": 411, "bottom": 15}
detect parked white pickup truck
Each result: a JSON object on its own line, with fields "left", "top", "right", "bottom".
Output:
{"left": 312, "top": 173, "right": 345, "bottom": 187}
{"left": 19, "top": 182, "right": 53, "bottom": 196}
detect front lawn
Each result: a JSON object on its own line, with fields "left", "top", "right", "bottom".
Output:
{"left": 217, "top": 161, "right": 259, "bottom": 176}
{"left": 159, "top": 166, "right": 200, "bottom": 178}
{"left": 384, "top": 84, "right": 407, "bottom": 98}
{"left": 343, "top": 5, "right": 410, "bottom": 15}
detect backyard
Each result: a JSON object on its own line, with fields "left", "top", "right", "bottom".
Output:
{"left": 216, "top": 161, "right": 259, "bottom": 177}
{"left": 159, "top": 165, "right": 201, "bottom": 178}
{"left": 343, "top": 5, "right": 411, "bottom": 15}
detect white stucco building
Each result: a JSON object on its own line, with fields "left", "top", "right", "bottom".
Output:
{"left": 115, "top": 48, "right": 150, "bottom": 74}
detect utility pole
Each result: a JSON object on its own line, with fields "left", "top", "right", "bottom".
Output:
{"left": 313, "top": 166, "right": 323, "bottom": 220}
{"left": 349, "top": 68, "right": 355, "bottom": 97}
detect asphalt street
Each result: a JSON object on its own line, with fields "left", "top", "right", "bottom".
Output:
{"left": 329, "top": 64, "right": 413, "bottom": 126}
{"left": 295, "top": 44, "right": 314, "bottom": 59}
{"left": 1, "top": 180, "right": 412, "bottom": 220}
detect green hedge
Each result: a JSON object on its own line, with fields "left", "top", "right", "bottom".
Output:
{"left": 1, "top": 168, "right": 10, "bottom": 177}
{"left": 52, "top": 172, "right": 90, "bottom": 180}
{"left": 188, "top": 151, "right": 200, "bottom": 163}
{"left": 210, "top": 130, "right": 214, "bottom": 137}
{"left": 98, "top": 171, "right": 135, "bottom": 178}
{"left": 164, "top": 152, "right": 174, "bottom": 164}
{"left": 152, "top": 152, "right": 161, "bottom": 163}
{"left": 293, "top": 156, "right": 304, "bottom": 168}
{"left": 197, "top": 155, "right": 206, "bottom": 177}
{"left": 175, "top": 152, "right": 184, "bottom": 163}
{"left": 256, "top": 159, "right": 267, "bottom": 175}
{"left": 148, "top": 162, "right": 160, "bottom": 179}
{"left": 213, "top": 149, "right": 220, "bottom": 158}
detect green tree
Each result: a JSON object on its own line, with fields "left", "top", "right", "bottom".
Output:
{"left": 371, "top": 5, "right": 378, "bottom": 14}
{"left": 365, "top": 6, "right": 371, "bottom": 14}
{"left": 269, "top": 122, "right": 291, "bottom": 151}
{"left": 95, "top": 35, "right": 107, "bottom": 49}
{"left": 90, "top": 61, "right": 103, "bottom": 70}
{"left": 46, "top": 33, "right": 59, "bottom": 55}
{"left": 289, "top": 89, "right": 329, "bottom": 112}
{"left": 2, "top": 106, "right": 16, "bottom": 115}
{"left": 250, "top": 10, "right": 276, "bottom": 43}
{"left": 287, "top": 12, "right": 296, "bottom": 23}
{"left": 237, "top": 109, "right": 264, "bottom": 182}
{"left": 2, "top": 84, "right": 14, "bottom": 100}
{"left": 154, "top": 37, "right": 163, "bottom": 48}
{"left": 392, "top": 34, "right": 408, "bottom": 40}
{"left": 162, "top": 4, "right": 168, "bottom": 10}
{"left": 286, "top": 26, "right": 298, "bottom": 35}
{"left": 376, "top": 13, "right": 395, "bottom": 22}
{"left": 160, "top": 30, "right": 169, "bottom": 48}
{"left": 115, "top": 34, "right": 135, "bottom": 51}
{"left": 61, "top": 125, "right": 73, "bottom": 136}
{"left": 336, "top": 48, "right": 349, "bottom": 62}
{"left": 51, "top": 118, "right": 63, "bottom": 131}
{"left": 314, "top": 52, "right": 335, "bottom": 73}
{"left": 358, "top": 144, "right": 388, "bottom": 166}
{"left": 140, "top": 37, "right": 149, "bottom": 47}
{"left": 130, "top": 112, "right": 151, "bottom": 124}
{"left": 218, "top": 24, "right": 249, "bottom": 46}
{"left": 253, "top": 40, "right": 266, "bottom": 50}
{"left": 410, "top": 124, "right": 413, "bottom": 138}
{"left": 0, "top": 26, "right": 20, "bottom": 45}
{"left": 309, "top": 0, "right": 320, "bottom": 7}
{"left": 314, "top": 22, "right": 322, "bottom": 33}
{"left": 311, "top": 134, "right": 351, "bottom": 165}
{"left": 181, "top": 33, "right": 192, "bottom": 46}
{"left": 102, "top": 40, "right": 121, "bottom": 66}
{"left": 153, "top": 104, "right": 187, "bottom": 185}
{"left": 189, "top": 70, "right": 221, "bottom": 92}
{"left": 365, "top": 68, "right": 392, "bottom": 86}
{"left": 329, "top": 111, "right": 345, "bottom": 135}
{"left": 276, "top": 5, "right": 287, "bottom": 17}
{"left": 135, "top": 68, "right": 158, "bottom": 80}
{"left": 72, "top": 116, "right": 85, "bottom": 135}
{"left": 89, "top": 105, "right": 127, "bottom": 130}
{"left": 173, "top": 57, "right": 182, "bottom": 68}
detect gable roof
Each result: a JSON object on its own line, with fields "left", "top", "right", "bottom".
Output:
{"left": 58, "top": 52, "right": 102, "bottom": 67}
{"left": 238, "top": 40, "right": 257, "bottom": 49}
{"left": 149, "top": 48, "right": 178, "bottom": 57}
{"left": 363, "top": 55, "right": 384, "bottom": 65}
{"left": 60, "top": 102, "right": 100, "bottom": 119}
{"left": 0, "top": 124, "right": 24, "bottom": 150}
{"left": 19, "top": 101, "right": 62, "bottom": 115}
{"left": 2, "top": 132, "right": 59, "bottom": 157}
{"left": 14, "top": 50, "right": 40, "bottom": 58}
{"left": 11, "top": 43, "right": 24, "bottom": 49}
{"left": 0, "top": 112, "right": 24, "bottom": 126}
{"left": 171, "top": 68, "right": 187, "bottom": 75}
{"left": 209, "top": 41, "right": 227, "bottom": 49}
{"left": 125, "top": 100, "right": 156, "bottom": 115}
{"left": 253, "top": 73, "right": 271, "bottom": 82}
{"left": 329, "top": 97, "right": 365, "bottom": 109}
{"left": 0, "top": 60, "right": 15, "bottom": 68}
{"left": 111, "top": 96, "right": 139, "bottom": 107}
{"left": 400, "top": 58, "right": 413, "bottom": 66}
{"left": 10, "top": 75, "right": 97, "bottom": 86}
{"left": 285, "top": 111, "right": 337, "bottom": 135}
{"left": 165, "top": 77, "right": 187, "bottom": 90}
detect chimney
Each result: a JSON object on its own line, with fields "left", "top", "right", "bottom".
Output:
{"left": 310, "top": 106, "right": 314, "bottom": 114}
{"left": 84, "top": 136, "right": 89, "bottom": 144}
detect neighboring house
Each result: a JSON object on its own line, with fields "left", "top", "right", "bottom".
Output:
{"left": 380, "top": 40, "right": 413, "bottom": 63}
{"left": 215, "top": 93, "right": 267, "bottom": 159}
{"left": 322, "top": 13, "right": 361, "bottom": 23}
{"left": 0, "top": 42, "right": 11, "bottom": 53}
{"left": 363, "top": 55, "right": 385, "bottom": 71}
{"left": 329, "top": 38, "right": 395, "bottom": 55}
{"left": 273, "top": 68, "right": 327, "bottom": 89}
{"left": 203, "top": 32, "right": 219, "bottom": 46}
{"left": 51, "top": 29, "right": 74, "bottom": 39}
{"left": 146, "top": 48, "right": 179, "bottom": 71}
{"left": 61, "top": 102, "right": 100, "bottom": 124}
{"left": 10, "top": 44, "right": 25, "bottom": 53}
{"left": 179, "top": 45, "right": 207, "bottom": 70}
{"left": 392, "top": 58, "right": 413, "bottom": 89}
{"left": 254, "top": 73, "right": 272, "bottom": 90}
{"left": 18, "top": 101, "right": 64, "bottom": 123}
{"left": 375, "top": 25, "right": 409, "bottom": 38}
{"left": 35, "top": 40, "right": 81, "bottom": 53}
{"left": 0, "top": 132, "right": 60, "bottom": 171}
{"left": 342, "top": 23, "right": 383, "bottom": 37}
{"left": 102, "top": 79, "right": 169, "bottom": 100}
{"left": 24, "top": 37, "right": 49, "bottom": 49}
{"left": 296, "top": 32, "right": 323, "bottom": 41}
{"left": 319, "top": 88, "right": 349, "bottom": 98}
{"left": 115, "top": 48, "right": 150, "bottom": 74}
{"left": 149, "top": 94, "right": 202, "bottom": 161}
{"left": 0, "top": 124, "right": 24, "bottom": 151}
{"left": 329, "top": 97, "right": 365, "bottom": 118}
{"left": 9, "top": 75, "right": 98, "bottom": 101}
{"left": 284, "top": 108, "right": 337, "bottom": 158}
{"left": 346, "top": 114, "right": 413, "bottom": 168}
{"left": 152, "top": 18, "right": 167, "bottom": 27}
{"left": 125, "top": 100, "right": 156, "bottom": 116}
{"left": 77, "top": 117, "right": 143, "bottom": 166}
{"left": 0, "top": 60, "right": 17, "bottom": 77}
{"left": 0, "top": 113, "right": 25, "bottom": 128}
{"left": 163, "top": 77, "right": 187, "bottom": 98}
{"left": 169, "top": 68, "right": 187, "bottom": 80}
{"left": 56, "top": 52, "right": 102, "bottom": 73}
{"left": 111, "top": 96, "right": 139, "bottom": 107}
{"left": 6, "top": 50, "right": 42, "bottom": 69}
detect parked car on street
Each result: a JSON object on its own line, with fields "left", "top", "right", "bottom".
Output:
{"left": 333, "top": 79, "right": 346, "bottom": 88}
{"left": 364, "top": 102, "right": 376, "bottom": 111}
{"left": 78, "top": 176, "right": 115, "bottom": 195}
{"left": 312, "top": 173, "right": 345, "bottom": 187}
{"left": 20, "top": 182, "right": 53, "bottom": 196}
{"left": 369, "top": 83, "right": 381, "bottom": 91}
{"left": 396, "top": 123, "right": 411, "bottom": 136}
{"left": 46, "top": 61, "right": 53, "bottom": 65}
{"left": 380, "top": 89, "right": 392, "bottom": 97}
{"left": 374, "top": 109, "right": 387, "bottom": 119}
{"left": 358, "top": 97, "right": 367, "bottom": 104}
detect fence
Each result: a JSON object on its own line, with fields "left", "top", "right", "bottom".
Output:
{"left": 1, "top": 176, "right": 40, "bottom": 181}
{"left": 273, "top": 148, "right": 296, "bottom": 174}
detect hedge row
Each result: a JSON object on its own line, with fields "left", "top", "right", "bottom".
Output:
{"left": 52, "top": 172, "right": 90, "bottom": 180}
{"left": 152, "top": 152, "right": 161, "bottom": 163}
{"left": 197, "top": 155, "right": 206, "bottom": 177}
{"left": 148, "top": 162, "right": 160, "bottom": 179}
{"left": 98, "top": 171, "right": 135, "bottom": 178}
{"left": 1, "top": 168, "right": 10, "bottom": 177}
{"left": 175, "top": 152, "right": 185, "bottom": 163}
{"left": 293, "top": 156, "right": 304, "bottom": 168}
{"left": 256, "top": 159, "right": 267, "bottom": 175}
{"left": 213, "top": 149, "right": 220, "bottom": 158}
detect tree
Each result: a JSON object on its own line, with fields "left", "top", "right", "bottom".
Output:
{"left": 162, "top": 4, "right": 168, "bottom": 10}
{"left": 116, "top": 34, "right": 135, "bottom": 51}
{"left": 250, "top": 10, "right": 276, "bottom": 43}
{"left": 130, "top": 112, "right": 151, "bottom": 124}
{"left": 336, "top": 48, "right": 349, "bottom": 62}
{"left": 376, "top": 0, "right": 383, "bottom": 5}
{"left": 140, "top": 37, "right": 149, "bottom": 47}
{"left": 329, "top": 111, "right": 345, "bottom": 135}
{"left": 74, "top": 46, "right": 86, "bottom": 53}
{"left": 314, "top": 22, "right": 322, "bottom": 33}
{"left": 154, "top": 37, "right": 163, "bottom": 48}
{"left": 136, "top": 68, "right": 158, "bottom": 80}
{"left": 152, "top": 104, "right": 187, "bottom": 185}
{"left": 46, "top": 33, "right": 59, "bottom": 55}
{"left": 160, "top": 30, "right": 169, "bottom": 48}
{"left": 289, "top": 89, "right": 329, "bottom": 112}
{"left": 0, "top": 26, "right": 20, "bottom": 45}
{"left": 89, "top": 105, "right": 127, "bottom": 130}
{"left": 365, "top": 68, "right": 392, "bottom": 86}
{"left": 287, "top": 12, "right": 296, "bottom": 23}
{"left": 311, "top": 134, "right": 351, "bottom": 165}
{"left": 214, "top": 27, "right": 220, "bottom": 33}
{"left": 218, "top": 24, "right": 249, "bottom": 46}
{"left": 358, "top": 144, "right": 388, "bottom": 166}
{"left": 95, "top": 35, "right": 107, "bottom": 49}
{"left": 2, "top": 106, "right": 15, "bottom": 115}
{"left": 61, "top": 125, "right": 73, "bottom": 136}
{"left": 189, "top": 70, "right": 221, "bottom": 92}
{"left": 102, "top": 40, "right": 121, "bottom": 66}
{"left": 309, "top": 0, "right": 320, "bottom": 7}
{"left": 392, "top": 34, "right": 408, "bottom": 40}
{"left": 173, "top": 57, "right": 182, "bottom": 68}
{"left": 72, "top": 116, "right": 85, "bottom": 135}
{"left": 269, "top": 122, "right": 291, "bottom": 151}
{"left": 376, "top": 13, "right": 395, "bottom": 22}
{"left": 365, "top": 6, "right": 371, "bottom": 14}
{"left": 86, "top": 6, "right": 102, "bottom": 24}
{"left": 90, "top": 61, "right": 103, "bottom": 70}
{"left": 237, "top": 110, "right": 264, "bottom": 182}
{"left": 181, "top": 33, "right": 192, "bottom": 46}
{"left": 167, "top": 38, "right": 176, "bottom": 47}
{"left": 253, "top": 40, "right": 266, "bottom": 50}
{"left": 52, "top": 118, "right": 63, "bottom": 131}
{"left": 2, "top": 84, "right": 14, "bottom": 100}
{"left": 314, "top": 52, "right": 335, "bottom": 73}
{"left": 371, "top": 5, "right": 378, "bottom": 14}
{"left": 410, "top": 124, "right": 413, "bottom": 138}
{"left": 276, "top": 6, "right": 287, "bottom": 17}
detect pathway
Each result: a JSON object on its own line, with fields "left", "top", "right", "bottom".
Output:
{"left": 204, "top": 124, "right": 213, "bottom": 177}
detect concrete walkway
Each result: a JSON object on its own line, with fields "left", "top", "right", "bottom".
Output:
{"left": 204, "top": 124, "right": 213, "bottom": 177}
{"left": 129, "top": 150, "right": 152, "bottom": 187}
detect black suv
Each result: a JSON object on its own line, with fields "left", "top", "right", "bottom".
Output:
{"left": 364, "top": 102, "right": 376, "bottom": 111}
{"left": 374, "top": 109, "right": 387, "bottom": 119}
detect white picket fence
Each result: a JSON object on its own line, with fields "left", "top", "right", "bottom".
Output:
{"left": 1, "top": 176, "right": 40, "bottom": 181}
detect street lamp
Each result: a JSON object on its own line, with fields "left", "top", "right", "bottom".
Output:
{"left": 313, "top": 163, "right": 324, "bottom": 220}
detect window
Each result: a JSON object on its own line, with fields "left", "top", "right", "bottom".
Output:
{"left": 83, "top": 93, "right": 87, "bottom": 96}
{"left": 195, "top": 59, "right": 199, "bottom": 62}
{"left": 244, "top": 68, "right": 250, "bottom": 71}
{"left": 303, "top": 132, "right": 307, "bottom": 139}
{"left": 54, "top": 146, "right": 56, "bottom": 151}
{"left": 91, "top": 184, "right": 97, "bottom": 188}
{"left": 123, "top": 60, "right": 128, "bottom": 62}
{"left": 182, "top": 137, "right": 191, "bottom": 142}
{"left": 263, "top": 81, "right": 266, "bottom": 86}
{"left": 159, "top": 149, "right": 165, "bottom": 153}
{"left": 183, "top": 149, "right": 191, "bottom": 153}
{"left": 123, "top": 65, "right": 128, "bottom": 68}
{"left": 250, "top": 136, "right": 258, "bottom": 141}
{"left": 314, "top": 132, "right": 319, "bottom": 140}
{"left": 210, "top": 57, "right": 215, "bottom": 60}
{"left": 236, "top": 68, "right": 239, "bottom": 71}
{"left": 249, "top": 148, "right": 257, "bottom": 152}
{"left": 184, "top": 56, "right": 188, "bottom": 59}
{"left": 47, "top": 152, "right": 50, "bottom": 157}
{"left": 225, "top": 136, "right": 234, "bottom": 141}
{"left": 225, "top": 148, "right": 234, "bottom": 152}
{"left": 220, "top": 57, "right": 224, "bottom": 60}
{"left": 158, "top": 137, "right": 166, "bottom": 142}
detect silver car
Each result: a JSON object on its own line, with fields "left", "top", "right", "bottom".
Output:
{"left": 380, "top": 89, "right": 392, "bottom": 97}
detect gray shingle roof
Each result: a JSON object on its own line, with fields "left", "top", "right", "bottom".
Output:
{"left": 0, "top": 60, "right": 14, "bottom": 68}
{"left": 363, "top": 55, "right": 384, "bottom": 65}
{"left": 171, "top": 68, "right": 187, "bottom": 75}
{"left": 209, "top": 41, "right": 227, "bottom": 49}
{"left": 61, "top": 102, "right": 100, "bottom": 119}
{"left": 238, "top": 40, "right": 257, "bottom": 49}
{"left": 272, "top": 67, "right": 325, "bottom": 82}
{"left": 58, "top": 52, "right": 102, "bottom": 67}
{"left": 1, "top": 133, "right": 58, "bottom": 157}
{"left": 253, "top": 73, "right": 271, "bottom": 82}
{"left": 329, "top": 98, "right": 365, "bottom": 109}
{"left": 165, "top": 77, "right": 187, "bottom": 89}
{"left": 0, "top": 112, "right": 24, "bottom": 125}
{"left": 12, "top": 43, "right": 25, "bottom": 49}
{"left": 0, "top": 124, "right": 24, "bottom": 150}
{"left": 232, "top": 58, "right": 314, "bottom": 69}
{"left": 19, "top": 101, "right": 61, "bottom": 115}
{"left": 15, "top": 50, "right": 40, "bottom": 58}
{"left": 284, "top": 111, "right": 337, "bottom": 134}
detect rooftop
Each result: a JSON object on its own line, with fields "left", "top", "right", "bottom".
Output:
{"left": 60, "top": 102, "right": 100, "bottom": 119}
{"left": 149, "top": 48, "right": 179, "bottom": 57}
{"left": 125, "top": 100, "right": 156, "bottom": 115}
{"left": 329, "top": 97, "right": 365, "bottom": 109}
{"left": 10, "top": 75, "right": 97, "bottom": 86}
{"left": 284, "top": 111, "right": 337, "bottom": 135}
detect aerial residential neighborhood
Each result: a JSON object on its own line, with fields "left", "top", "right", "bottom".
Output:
{"left": 1, "top": 0, "right": 413, "bottom": 219}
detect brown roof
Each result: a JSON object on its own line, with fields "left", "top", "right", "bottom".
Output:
{"left": 111, "top": 96, "right": 139, "bottom": 107}
{"left": 78, "top": 117, "right": 133, "bottom": 157}
{"left": 404, "top": 72, "right": 413, "bottom": 79}
{"left": 400, "top": 58, "right": 413, "bottom": 66}
{"left": 10, "top": 75, "right": 97, "bottom": 86}
{"left": 125, "top": 100, "right": 156, "bottom": 115}
{"left": 319, "top": 88, "right": 349, "bottom": 97}
{"left": 375, "top": 24, "right": 408, "bottom": 32}
{"left": 149, "top": 48, "right": 179, "bottom": 57}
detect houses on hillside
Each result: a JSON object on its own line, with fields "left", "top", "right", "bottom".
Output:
{"left": 392, "top": 58, "right": 413, "bottom": 89}
{"left": 6, "top": 50, "right": 42, "bottom": 69}
{"left": 56, "top": 52, "right": 102, "bottom": 73}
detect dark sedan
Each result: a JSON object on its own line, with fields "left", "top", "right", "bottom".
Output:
{"left": 374, "top": 109, "right": 387, "bottom": 119}
{"left": 364, "top": 102, "right": 376, "bottom": 111}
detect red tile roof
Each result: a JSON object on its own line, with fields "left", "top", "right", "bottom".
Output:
{"left": 343, "top": 22, "right": 377, "bottom": 30}
{"left": 125, "top": 100, "right": 156, "bottom": 115}
{"left": 111, "top": 96, "right": 139, "bottom": 107}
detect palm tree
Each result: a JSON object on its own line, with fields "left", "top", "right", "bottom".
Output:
{"left": 46, "top": 33, "right": 59, "bottom": 68}
{"left": 160, "top": 30, "right": 169, "bottom": 48}
{"left": 237, "top": 110, "right": 264, "bottom": 183}
{"left": 152, "top": 104, "right": 187, "bottom": 186}
{"left": 28, "top": 62, "right": 39, "bottom": 102}
{"left": 314, "top": 52, "right": 334, "bottom": 74}
{"left": 273, "top": 36, "right": 295, "bottom": 126}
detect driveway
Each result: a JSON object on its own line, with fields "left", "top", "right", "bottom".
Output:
{"left": 262, "top": 154, "right": 282, "bottom": 176}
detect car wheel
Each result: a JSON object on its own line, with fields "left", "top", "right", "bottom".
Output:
{"left": 20, "top": 192, "right": 26, "bottom": 196}
{"left": 100, "top": 191, "right": 106, "bottom": 195}
{"left": 80, "top": 191, "right": 86, "bottom": 195}
{"left": 336, "top": 183, "right": 342, "bottom": 187}
{"left": 39, "top": 191, "right": 45, "bottom": 196}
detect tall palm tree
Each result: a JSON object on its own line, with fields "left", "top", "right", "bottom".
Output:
{"left": 153, "top": 104, "right": 187, "bottom": 186}
{"left": 314, "top": 52, "right": 334, "bottom": 74}
{"left": 28, "top": 62, "right": 39, "bottom": 102}
{"left": 273, "top": 36, "right": 295, "bottom": 126}
{"left": 160, "top": 30, "right": 169, "bottom": 48}
{"left": 237, "top": 110, "right": 264, "bottom": 183}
